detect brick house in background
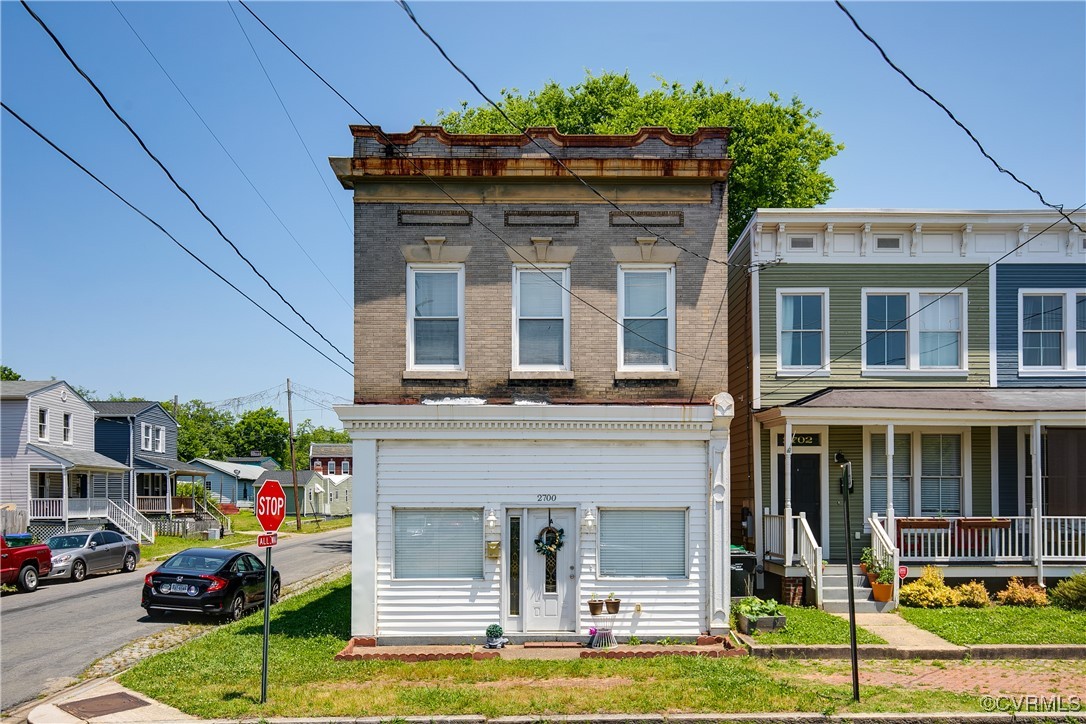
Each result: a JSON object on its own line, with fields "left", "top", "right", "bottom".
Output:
{"left": 333, "top": 126, "right": 735, "bottom": 643}
{"left": 309, "top": 443, "right": 352, "bottom": 475}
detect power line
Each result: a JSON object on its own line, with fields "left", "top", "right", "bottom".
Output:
{"left": 1, "top": 102, "right": 354, "bottom": 378}
{"left": 21, "top": 0, "right": 353, "bottom": 366}
{"left": 834, "top": 1, "right": 1083, "bottom": 234}
{"left": 758, "top": 204, "right": 1086, "bottom": 402}
{"left": 108, "top": 1, "right": 352, "bottom": 311}
{"left": 224, "top": 1, "right": 355, "bottom": 238}
{"left": 237, "top": 0, "right": 735, "bottom": 368}
{"left": 394, "top": 0, "right": 736, "bottom": 269}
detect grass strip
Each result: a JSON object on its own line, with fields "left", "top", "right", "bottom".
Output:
{"left": 898, "top": 605, "right": 1086, "bottom": 645}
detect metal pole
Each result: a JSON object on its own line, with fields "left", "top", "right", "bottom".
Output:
{"left": 836, "top": 453, "right": 860, "bottom": 702}
{"left": 260, "top": 545, "right": 271, "bottom": 704}
{"left": 286, "top": 378, "right": 302, "bottom": 531}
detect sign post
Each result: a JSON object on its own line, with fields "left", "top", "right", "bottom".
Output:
{"left": 255, "top": 479, "right": 286, "bottom": 704}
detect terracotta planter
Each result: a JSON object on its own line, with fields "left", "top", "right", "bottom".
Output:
{"left": 871, "top": 581, "right": 893, "bottom": 602}
{"left": 736, "top": 612, "right": 787, "bottom": 635}
{"left": 588, "top": 600, "right": 604, "bottom": 616}
{"left": 867, "top": 571, "right": 878, "bottom": 585}
{"left": 605, "top": 599, "right": 621, "bottom": 614}
{"left": 859, "top": 563, "right": 869, "bottom": 574}
{"left": 958, "top": 518, "right": 1012, "bottom": 531}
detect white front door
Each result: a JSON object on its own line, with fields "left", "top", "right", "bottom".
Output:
{"left": 524, "top": 508, "right": 576, "bottom": 632}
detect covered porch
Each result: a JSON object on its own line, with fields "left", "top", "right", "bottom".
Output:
{"left": 132, "top": 454, "right": 209, "bottom": 516}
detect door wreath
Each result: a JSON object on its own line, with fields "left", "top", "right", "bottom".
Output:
{"left": 534, "top": 525, "right": 565, "bottom": 555}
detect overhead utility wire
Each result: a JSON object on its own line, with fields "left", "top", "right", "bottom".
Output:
{"left": 237, "top": 0, "right": 732, "bottom": 367}
{"left": 21, "top": 0, "right": 353, "bottom": 366}
{"left": 759, "top": 204, "right": 1086, "bottom": 401}
{"left": 834, "top": 1, "right": 1083, "bottom": 234}
{"left": 395, "top": 0, "right": 737, "bottom": 268}
{"left": 1, "top": 103, "right": 353, "bottom": 378}
{"left": 225, "top": 1, "right": 354, "bottom": 237}
{"left": 108, "top": 1, "right": 352, "bottom": 310}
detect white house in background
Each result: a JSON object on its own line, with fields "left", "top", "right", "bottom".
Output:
{"left": 181, "top": 459, "right": 266, "bottom": 508}
{"left": 332, "top": 125, "right": 734, "bottom": 643}
{"left": 322, "top": 473, "right": 352, "bottom": 517}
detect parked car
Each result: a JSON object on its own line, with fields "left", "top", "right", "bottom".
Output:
{"left": 141, "top": 548, "right": 280, "bottom": 621}
{"left": 1, "top": 535, "right": 52, "bottom": 592}
{"left": 45, "top": 530, "right": 140, "bottom": 582}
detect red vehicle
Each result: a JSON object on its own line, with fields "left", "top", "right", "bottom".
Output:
{"left": 1, "top": 535, "right": 52, "bottom": 593}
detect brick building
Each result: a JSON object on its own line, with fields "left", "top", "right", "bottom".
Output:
{"left": 309, "top": 443, "right": 352, "bottom": 476}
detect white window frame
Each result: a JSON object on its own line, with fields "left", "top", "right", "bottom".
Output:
{"left": 861, "top": 288, "right": 968, "bottom": 375}
{"left": 327, "top": 461, "right": 336, "bottom": 475}
{"left": 776, "top": 288, "right": 830, "bottom": 376}
{"left": 512, "top": 265, "right": 571, "bottom": 371}
{"left": 596, "top": 507, "right": 689, "bottom": 579}
{"left": 406, "top": 264, "right": 465, "bottom": 371}
{"left": 342, "top": 460, "right": 350, "bottom": 475}
{"left": 616, "top": 264, "right": 676, "bottom": 372}
{"left": 62, "top": 413, "right": 72, "bottom": 444}
{"left": 874, "top": 235, "right": 903, "bottom": 252}
{"left": 787, "top": 235, "right": 816, "bottom": 252}
{"left": 1017, "top": 289, "right": 1085, "bottom": 376}
{"left": 392, "top": 507, "right": 484, "bottom": 580}
{"left": 37, "top": 408, "right": 49, "bottom": 441}
{"left": 140, "top": 423, "right": 153, "bottom": 451}
{"left": 862, "top": 427, "right": 972, "bottom": 519}
{"left": 155, "top": 426, "right": 165, "bottom": 453}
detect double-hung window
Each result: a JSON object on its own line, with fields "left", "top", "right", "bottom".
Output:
{"left": 37, "top": 409, "right": 49, "bottom": 441}
{"left": 863, "top": 289, "right": 965, "bottom": 372}
{"left": 778, "top": 290, "right": 828, "bottom": 373}
{"left": 155, "top": 426, "right": 165, "bottom": 453}
{"left": 1019, "top": 290, "right": 1085, "bottom": 373}
{"left": 618, "top": 266, "right": 675, "bottom": 370}
{"left": 327, "top": 461, "right": 336, "bottom": 475}
{"left": 393, "top": 508, "right": 483, "bottom": 579}
{"left": 513, "top": 267, "right": 570, "bottom": 370}
{"left": 407, "top": 265, "right": 464, "bottom": 370}
{"left": 599, "top": 509, "right": 687, "bottom": 577}
{"left": 141, "top": 423, "right": 153, "bottom": 451}
{"left": 62, "top": 413, "right": 72, "bottom": 444}
{"left": 868, "top": 432, "right": 912, "bottom": 518}
{"left": 342, "top": 460, "right": 350, "bottom": 475}
{"left": 920, "top": 433, "right": 962, "bottom": 517}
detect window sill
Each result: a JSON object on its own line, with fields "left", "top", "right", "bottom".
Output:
{"left": 776, "top": 369, "right": 830, "bottom": 378}
{"left": 509, "top": 370, "right": 575, "bottom": 381}
{"left": 614, "top": 370, "right": 680, "bottom": 381}
{"left": 402, "top": 370, "right": 468, "bottom": 381}
{"left": 1017, "top": 369, "right": 1085, "bottom": 377}
{"left": 861, "top": 369, "right": 969, "bottom": 378}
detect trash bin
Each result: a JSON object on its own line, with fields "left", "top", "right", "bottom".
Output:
{"left": 207, "top": 528, "right": 220, "bottom": 541}
{"left": 730, "top": 547, "right": 756, "bottom": 597}
{"left": 4, "top": 533, "right": 33, "bottom": 547}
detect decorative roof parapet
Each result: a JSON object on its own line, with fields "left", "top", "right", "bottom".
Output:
{"left": 348, "top": 125, "right": 730, "bottom": 148}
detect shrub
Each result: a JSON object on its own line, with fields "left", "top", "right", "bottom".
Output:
{"left": 996, "top": 577, "right": 1048, "bottom": 607}
{"left": 485, "top": 624, "right": 503, "bottom": 638}
{"left": 955, "top": 580, "right": 991, "bottom": 608}
{"left": 735, "top": 596, "right": 782, "bottom": 618}
{"left": 898, "top": 565, "right": 961, "bottom": 608}
{"left": 1049, "top": 573, "right": 1086, "bottom": 610}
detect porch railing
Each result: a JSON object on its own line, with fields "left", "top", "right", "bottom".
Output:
{"left": 198, "top": 498, "right": 231, "bottom": 536}
{"left": 29, "top": 498, "right": 65, "bottom": 519}
{"left": 111, "top": 500, "right": 155, "bottom": 544}
{"left": 796, "top": 513, "right": 823, "bottom": 607}
{"left": 886, "top": 515, "right": 1086, "bottom": 564}
{"left": 763, "top": 512, "right": 788, "bottom": 563}
{"left": 136, "top": 496, "right": 168, "bottom": 514}
{"left": 68, "top": 499, "right": 111, "bottom": 518}
{"left": 1040, "top": 517, "right": 1086, "bottom": 561}
{"left": 869, "top": 514, "right": 900, "bottom": 603}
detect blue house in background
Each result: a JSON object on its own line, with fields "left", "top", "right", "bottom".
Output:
{"left": 182, "top": 459, "right": 265, "bottom": 508}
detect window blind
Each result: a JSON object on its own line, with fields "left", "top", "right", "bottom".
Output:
{"left": 394, "top": 509, "right": 483, "bottom": 578}
{"left": 869, "top": 433, "right": 912, "bottom": 515}
{"left": 920, "top": 434, "right": 961, "bottom": 516}
{"left": 599, "top": 509, "right": 686, "bottom": 577}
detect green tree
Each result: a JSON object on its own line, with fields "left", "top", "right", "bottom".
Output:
{"left": 172, "top": 399, "right": 236, "bottom": 462}
{"left": 234, "top": 407, "right": 290, "bottom": 467}
{"left": 2, "top": 366, "right": 23, "bottom": 381}
{"left": 432, "top": 72, "right": 843, "bottom": 245}
{"left": 293, "top": 420, "right": 350, "bottom": 469}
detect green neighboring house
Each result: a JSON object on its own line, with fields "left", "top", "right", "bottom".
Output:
{"left": 728, "top": 208, "right": 1086, "bottom": 611}
{"left": 254, "top": 470, "right": 324, "bottom": 517}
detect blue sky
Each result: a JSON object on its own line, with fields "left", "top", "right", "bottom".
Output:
{"left": 2, "top": 1, "right": 1083, "bottom": 425}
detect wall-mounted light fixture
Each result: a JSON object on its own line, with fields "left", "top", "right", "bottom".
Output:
{"left": 485, "top": 508, "right": 499, "bottom": 533}
{"left": 581, "top": 507, "right": 596, "bottom": 533}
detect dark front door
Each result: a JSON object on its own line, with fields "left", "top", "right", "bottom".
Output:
{"left": 777, "top": 453, "right": 822, "bottom": 545}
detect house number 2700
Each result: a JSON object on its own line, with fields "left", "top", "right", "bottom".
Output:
{"left": 536, "top": 494, "right": 557, "bottom": 502}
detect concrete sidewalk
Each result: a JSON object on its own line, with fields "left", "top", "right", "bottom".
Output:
{"left": 835, "top": 611, "right": 964, "bottom": 650}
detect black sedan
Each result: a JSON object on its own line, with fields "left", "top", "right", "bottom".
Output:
{"left": 141, "top": 548, "right": 280, "bottom": 621}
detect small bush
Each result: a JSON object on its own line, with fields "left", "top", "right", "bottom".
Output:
{"left": 1048, "top": 573, "right": 1086, "bottom": 610}
{"left": 735, "top": 596, "right": 782, "bottom": 618}
{"left": 996, "top": 577, "right": 1048, "bottom": 607}
{"left": 955, "top": 580, "right": 991, "bottom": 608}
{"left": 485, "top": 623, "right": 503, "bottom": 638}
{"left": 899, "top": 565, "right": 961, "bottom": 608}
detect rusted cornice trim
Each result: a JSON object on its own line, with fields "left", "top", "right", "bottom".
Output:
{"left": 350, "top": 125, "right": 731, "bottom": 148}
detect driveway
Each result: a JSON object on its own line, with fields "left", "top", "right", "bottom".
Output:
{"left": 0, "top": 527, "right": 351, "bottom": 713}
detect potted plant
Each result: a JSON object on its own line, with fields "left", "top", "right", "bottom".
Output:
{"left": 870, "top": 565, "right": 894, "bottom": 603}
{"left": 484, "top": 623, "right": 508, "bottom": 648}
{"left": 588, "top": 593, "right": 604, "bottom": 616}
{"left": 605, "top": 592, "right": 621, "bottom": 614}
{"left": 734, "top": 597, "right": 786, "bottom": 634}
{"left": 859, "top": 547, "right": 874, "bottom": 574}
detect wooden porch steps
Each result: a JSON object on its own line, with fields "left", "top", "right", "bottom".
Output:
{"left": 820, "top": 564, "right": 895, "bottom": 613}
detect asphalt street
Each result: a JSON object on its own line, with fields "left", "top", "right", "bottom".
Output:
{"left": 0, "top": 527, "right": 351, "bottom": 713}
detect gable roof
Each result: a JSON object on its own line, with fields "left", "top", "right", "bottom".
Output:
{"left": 310, "top": 443, "right": 352, "bottom": 457}
{"left": 255, "top": 470, "right": 320, "bottom": 487}
{"left": 91, "top": 401, "right": 158, "bottom": 416}
{"left": 0, "top": 380, "right": 66, "bottom": 399}
{"left": 134, "top": 453, "right": 208, "bottom": 476}
{"left": 190, "top": 459, "right": 268, "bottom": 481}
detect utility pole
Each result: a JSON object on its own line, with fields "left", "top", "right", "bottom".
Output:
{"left": 286, "top": 378, "right": 302, "bottom": 531}
{"left": 172, "top": 394, "right": 178, "bottom": 418}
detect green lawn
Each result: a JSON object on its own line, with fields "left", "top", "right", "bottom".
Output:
{"left": 735, "top": 606, "right": 886, "bottom": 645}
{"left": 119, "top": 575, "right": 984, "bottom": 720}
{"left": 898, "top": 605, "right": 1086, "bottom": 645}
{"left": 140, "top": 535, "right": 247, "bottom": 562}
{"left": 229, "top": 510, "right": 352, "bottom": 534}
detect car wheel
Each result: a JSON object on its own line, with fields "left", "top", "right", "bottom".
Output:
{"left": 270, "top": 580, "right": 281, "bottom": 605}
{"left": 225, "top": 594, "right": 245, "bottom": 622}
{"left": 71, "top": 560, "right": 87, "bottom": 583}
{"left": 147, "top": 608, "right": 166, "bottom": 620}
{"left": 17, "top": 565, "right": 39, "bottom": 593}
{"left": 122, "top": 552, "right": 137, "bottom": 572}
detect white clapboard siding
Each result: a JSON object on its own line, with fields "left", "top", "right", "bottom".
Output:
{"left": 1, "top": 400, "right": 31, "bottom": 510}
{"left": 374, "top": 440, "right": 707, "bottom": 636}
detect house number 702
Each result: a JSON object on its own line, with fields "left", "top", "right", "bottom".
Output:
{"left": 536, "top": 494, "right": 557, "bottom": 502}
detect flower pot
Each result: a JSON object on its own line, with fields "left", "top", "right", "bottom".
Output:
{"left": 859, "top": 563, "right": 869, "bottom": 574}
{"left": 870, "top": 581, "right": 893, "bottom": 603}
{"left": 867, "top": 571, "right": 878, "bottom": 585}
{"left": 736, "top": 612, "right": 787, "bottom": 635}
{"left": 588, "top": 600, "right": 604, "bottom": 616}
{"left": 605, "top": 599, "right": 621, "bottom": 614}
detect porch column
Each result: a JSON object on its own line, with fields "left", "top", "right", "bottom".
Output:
{"left": 885, "top": 423, "right": 895, "bottom": 540}
{"left": 783, "top": 420, "right": 794, "bottom": 566}
{"left": 352, "top": 438, "right": 378, "bottom": 637}
{"left": 1031, "top": 419, "right": 1044, "bottom": 584}
{"left": 709, "top": 393, "right": 734, "bottom": 634}
{"left": 62, "top": 468, "right": 69, "bottom": 531}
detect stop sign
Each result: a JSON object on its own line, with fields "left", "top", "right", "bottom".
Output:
{"left": 255, "top": 479, "right": 286, "bottom": 532}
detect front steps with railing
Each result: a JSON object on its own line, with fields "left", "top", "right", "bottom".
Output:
{"left": 820, "top": 564, "right": 895, "bottom": 613}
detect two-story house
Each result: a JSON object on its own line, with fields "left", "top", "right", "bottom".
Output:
{"left": 309, "top": 443, "right": 351, "bottom": 476}
{"left": 333, "top": 126, "right": 735, "bottom": 643}
{"left": 91, "top": 401, "right": 210, "bottom": 525}
{"left": 0, "top": 381, "right": 151, "bottom": 542}
{"left": 727, "top": 209, "right": 1085, "bottom": 610}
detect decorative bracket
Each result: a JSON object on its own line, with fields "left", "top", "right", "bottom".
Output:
{"left": 400, "top": 236, "right": 472, "bottom": 263}
{"left": 1017, "top": 225, "right": 1030, "bottom": 256}
{"left": 960, "top": 224, "right": 973, "bottom": 257}
{"left": 823, "top": 223, "right": 833, "bottom": 256}
{"left": 775, "top": 223, "right": 786, "bottom": 258}
{"left": 910, "top": 224, "right": 922, "bottom": 257}
{"left": 861, "top": 223, "right": 872, "bottom": 257}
